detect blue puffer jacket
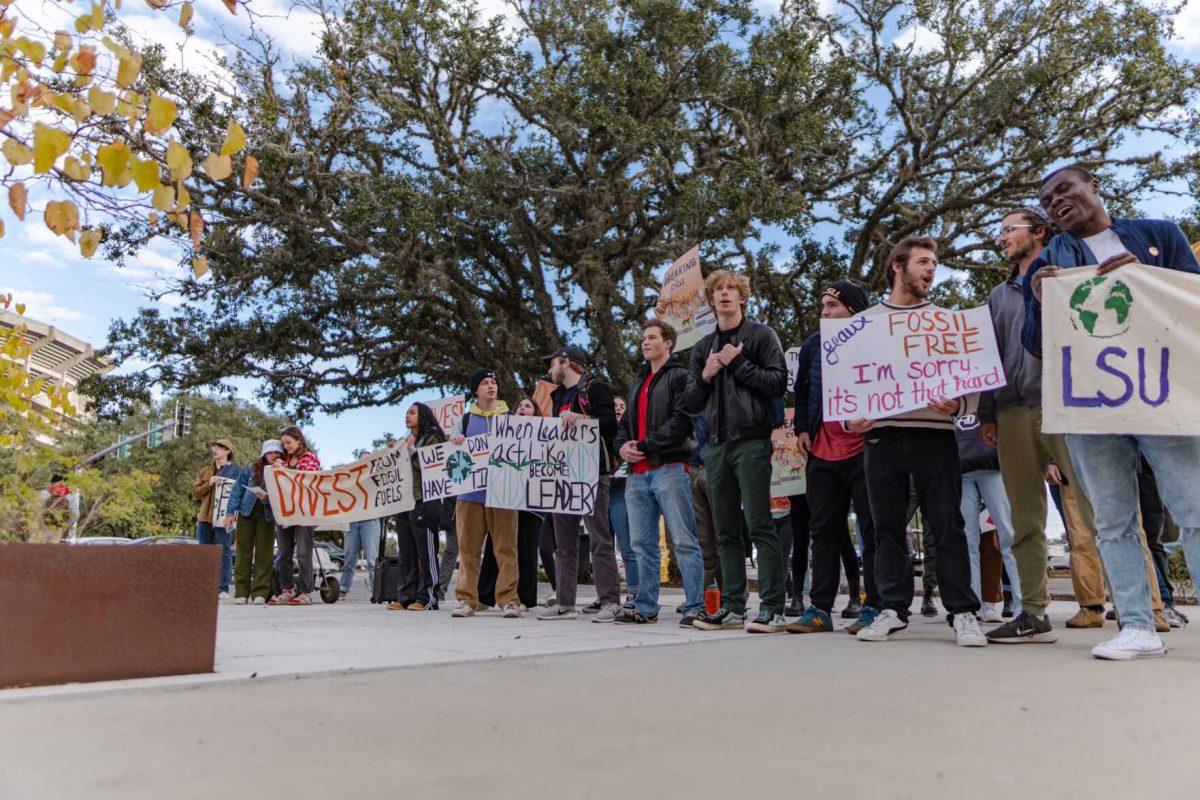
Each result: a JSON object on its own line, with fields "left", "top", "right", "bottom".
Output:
{"left": 227, "top": 460, "right": 274, "bottom": 523}
{"left": 792, "top": 331, "right": 823, "bottom": 439}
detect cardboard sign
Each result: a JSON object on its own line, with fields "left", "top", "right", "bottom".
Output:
{"left": 416, "top": 435, "right": 490, "bottom": 500}
{"left": 654, "top": 245, "right": 716, "bottom": 351}
{"left": 485, "top": 416, "right": 600, "bottom": 515}
{"left": 770, "top": 408, "right": 807, "bottom": 497}
{"left": 786, "top": 346, "right": 801, "bottom": 392}
{"left": 264, "top": 442, "right": 414, "bottom": 526}
{"left": 1043, "top": 264, "right": 1200, "bottom": 434}
{"left": 426, "top": 396, "right": 466, "bottom": 435}
{"left": 820, "top": 305, "right": 1005, "bottom": 421}
{"left": 212, "top": 477, "right": 236, "bottom": 522}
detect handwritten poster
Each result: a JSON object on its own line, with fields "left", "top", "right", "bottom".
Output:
{"left": 416, "top": 434, "right": 490, "bottom": 500}
{"left": 426, "top": 396, "right": 466, "bottom": 435}
{"left": 820, "top": 305, "right": 1005, "bottom": 421}
{"left": 770, "top": 408, "right": 807, "bottom": 497}
{"left": 265, "top": 442, "right": 415, "bottom": 526}
{"left": 654, "top": 246, "right": 715, "bottom": 351}
{"left": 785, "top": 346, "right": 801, "bottom": 391}
{"left": 212, "top": 477, "right": 236, "bottom": 521}
{"left": 486, "top": 416, "right": 600, "bottom": 515}
{"left": 1043, "top": 264, "right": 1200, "bottom": 435}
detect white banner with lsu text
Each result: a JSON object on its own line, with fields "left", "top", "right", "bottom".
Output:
{"left": 264, "top": 442, "right": 415, "bottom": 526}
{"left": 820, "top": 305, "right": 1005, "bottom": 421}
{"left": 1043, "top": 264, "right": 1200, "bottom": 435}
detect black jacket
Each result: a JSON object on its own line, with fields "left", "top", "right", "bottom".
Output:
{"left": 955, "top": 414, "right": 1000, "bottom": 473}
{"left": 792, "top": 331, "right": 823, "bottom": 440}
{"left": 614, "top": 360, "right": 696, "bottom": 468}
{"left": 550, "top": 371, "right": 618, "bottom": 475}
{"left": 683, "top": 317, "right": 788, "bottom": 444}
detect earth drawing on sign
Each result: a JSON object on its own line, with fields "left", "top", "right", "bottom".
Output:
{"left": 1069, "top": 276, "right": 1134, "bottom": 338}
{"left": 444, "top": 450, "right": 473, "bottom": 484}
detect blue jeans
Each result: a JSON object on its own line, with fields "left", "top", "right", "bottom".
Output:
{"left": 626, "top": 464, "right": 705, "bottom": 616}
{"left": 196, "top": 521, "right": 232, "bottom": 593}
{"left": 961, "top": 470, "right": 1022, "bottom": 614}
{"left": 1067, "top": 434, "right": 1200, "bottom": 632}
{"left": 610, "top": 481, "right": 638, "bottom": 593}
{"left": 341, "top": 518, "right": 381, "bottom": 594}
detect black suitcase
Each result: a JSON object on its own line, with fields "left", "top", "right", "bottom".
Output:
{"left": 370, "top": 520, "right": 402, "bottom": 603}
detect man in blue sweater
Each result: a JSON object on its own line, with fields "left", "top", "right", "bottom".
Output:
{"left": 1024, "top": 164, "right": 1200, "bottom": 660}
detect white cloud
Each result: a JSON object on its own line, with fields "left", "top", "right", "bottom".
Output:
{"left": 0, "top": 286, "right": 88, "bottom": 325}
{"left": 1176, "top": 1, "right": 1200, "bottom": 50}
{"left": 892, "top": 24, "right": 941, "bottom": 54}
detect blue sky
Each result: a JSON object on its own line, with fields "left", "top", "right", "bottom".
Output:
{"left": 3, "top": 0, "right": 1199, "bottom": 467}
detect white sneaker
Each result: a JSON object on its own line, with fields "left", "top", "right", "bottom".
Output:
{"left": 980, "top": 602, "right": 1003, "bottom": 623}
{"left": 451, "top": 602, "right": 475, "bottom": 618}
{"left": 1163, "top": 606, "right": 1188, "bottom": 628}
{"left": 856, "top": 609, "right": 907, "bottom": 641}
{"left": 591, "top": 603, "right": 621, "bottom": 623}
{"left": 537, "top": 604, "right": 578, "bottom": 620}
{"left": 1091, "top": 628, "right": 1166, "bottom": 661}
{"left": 218, "top": 591, "right": 230, "bottom": 600}
{"left": 235, "top": 596, "right": 249, "bottom": 605}
{"left": 502, "top": 603, "right": 522, "bottom": 618}
{"left": 952, "top": 612, "right": 988, "bottom": 647}
{"left": 251, "top": 596, "right": 266, "bottom": 605}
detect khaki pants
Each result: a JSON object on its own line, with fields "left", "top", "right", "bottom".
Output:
{"left": 996, "top": 406, "right": 1161, "bottom": 614}
{"left": 455, "top": 500, "right": 518, "bottom": 608}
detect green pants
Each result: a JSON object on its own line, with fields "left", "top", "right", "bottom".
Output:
{"left": 702, "top": 438, "right": 784, "bottom": 615}
{"left": 234, "top": 504, "right": 275, "bottom": 600}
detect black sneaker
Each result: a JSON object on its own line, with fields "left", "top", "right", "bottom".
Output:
{"left": 692, "top": 607, "right": 746, "bottom": 631}
{"left": 614, "top": 609, "right": 657, "bottom": 625}
{"left": 920, "top": 595, "right": 938, "bottom": 617}
{"left": 840, "top": 598, "right": 863, "bottom": 619}
{"left": 1001, "top": 590, "right": 1014, "bottom": 618}
{"left": 622, "top": 594, "right": 636, "bottom": 610}
{"left": 784, "top": 599, "right": 804, "bottom": 617}
{"left": 680, "top": 610, "right": 702, "bottom": 628}
{"left": 986, "top": 611, "right": 1059, "bottom": 644}
{"left": 583, "top": 599, "right": 603, "bottom": 614}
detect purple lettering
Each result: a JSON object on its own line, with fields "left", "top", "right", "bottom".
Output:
{"left": 1138, "top": 347, "right": 1170, "bottom": 407}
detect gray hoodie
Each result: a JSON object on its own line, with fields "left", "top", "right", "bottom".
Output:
{"left": 978, "top": 274, "right": 1041, "bottom": 424}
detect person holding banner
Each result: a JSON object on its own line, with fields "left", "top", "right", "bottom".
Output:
{"left": 450, "top": 370, "right": 522, "bottom": 618}
{"left": 538, "top": 346, "right": 623, "bottom": 622}
{"left": 609, "top": 395, "right": 639, "bottom": 609}
{"left": 1023, "top": 165, "right": 1200, "bottom": 660}
{"left": 613, "top": 319, "right": 704, "bottom": 626}
{"left": 851, "top": 238, "right": 987, "bottom": 647}
{"left": 390, "top": 403, "right": 447, "bottom": 611}
{"left": 788, "top": 280, "right": 879, "bottom": 636}
{"left": 683, "top": 270, "right": 790, "bottom": 634}
{"left": 192, "top": 439, "right": 241, "bottom": 599}
{"left": 268, "top": 427, "right": 322, "bottom": 606}
{"left": 224, "top": 440, "right": 284, "bottom": 604}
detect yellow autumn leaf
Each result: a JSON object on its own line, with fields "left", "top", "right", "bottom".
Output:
{"left": 148, "top": 211, "right": 158, "bottom": 228}
{"left": 166, "top": 139, "right": 192, "bottom": 181}
{"left": 220, "top": 121, "right": 246, "bottom": 156}
{"left": 176, "top": 184, "right": 191, "bottom": 211}
{"left": 70, "top": 46, "right": 97, "bottom": 77}
{"left": 151, "top": 185, "right": 175, "bottom": 211}
{"left": 33, "top": 122, "right": 70, "bottom": 174}
{"left": 0, "top": 219, "right": 4, "bottom": 238}
{"left": 8, "top": 182, "right": 26, "bottom": 220}
{"left": 75, "top": 3, "right": 104, "bottom": 34}
{"left": 116, "top": 52, "right": 142, "bottom": 88}
{"left": 192, "top": 255, "right": 209, "bottom": 278}
{"left": 44, "top": 199, "right": 80, "bottom": 237}
{"left": 202, "top": 153, "right": 233, "bottom": 180}
{"left": 15, "top": 302, "right": 25, "bottom": 315}
{"left": 53, "top": 52, "right": 69, "bottom": 75}
{"left": 95, "top": 141, "right": 131, "bottom": 187}
{"left": 80, "top": 228, "right": 101, "bottom": 257}
{"left": 0, "top": 107, "right": 13, "bottom": 129}
{"left": 88, "top": 87, "right": 116, "bottom": 115}
{"left": 221, "top": 0, "right": 237, "bottom": 14}
{"left": 129, "top": 158, "right": 161, "bottom": 191}
{"left": 54, "top": 31, "right": 72, "bottom": 53}
{"left": 179, "top": 2, "right": 194, "bottom": 28}
{"left": 242, "top": 154, "right": 260, "bottom": 189}
{"left": 145, "top": 0, "right": 167, "bottom": 7}
{"left": 189, "top": 212, "right": 203, "bottom": 250}
{"left": 2, "top": 138, "right": 32, "bottom": 166}
{"left": 63, "top": 156, "right": 91, "bottom": 181}
{"left": 71, "top": 98, "right": 91, "bottom": 123}
{"left": 0, "top": 18, "right": 14, "bottom": 41}
{"left": 14, "top": 37, "right": 46, "bottom": 67}
{"left": 144, "top": 93, "right": 177, "bottom": 135}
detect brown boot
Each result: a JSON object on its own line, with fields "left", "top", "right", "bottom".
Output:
{"left": 1065, "top": 607, "right": 1105, "bottom": 628}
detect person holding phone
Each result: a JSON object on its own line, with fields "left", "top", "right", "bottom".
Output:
{"left": 225, "top": 440, "right": 284, "bottom": 604}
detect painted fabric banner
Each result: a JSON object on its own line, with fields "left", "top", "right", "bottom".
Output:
{"left": 427, "top": 396, "right": 466, "bottom": 435}
{"left": 785, "top": 346, "right": 801, "bottom": 391}
{"left": 820, "top": 305, "right": 1005, "bottom": 422}
{"left": 1043, "top": 264, "right": 1200, "bottom": 435}
{"left": 770, "top": 408, "right": 806, "bottom": 498}
{"left": 416, "top": 434, "right": 490, "bottom": 500}
{"left": 264, "top": 442, "right": 415, "bottom": 526}
{"left": 486, "top": 416, "right": 600, "bottom": 515}
{"left": 654, "top": 246, "right": 715, "bottom": 350}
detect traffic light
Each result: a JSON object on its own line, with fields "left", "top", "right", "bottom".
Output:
{"left": 147, "top": 421, "right": 162, "bottom": 448}
{"left": 117, "top": 434, "right": 132, "bottom": 460}
{"left": 173, "top": 402, "right": 194, "bottom": 438}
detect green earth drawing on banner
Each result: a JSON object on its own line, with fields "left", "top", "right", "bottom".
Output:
{"left": 1069, "top": 276, "right": 1133, "bottom": 338}
{"left": 444, "top": 450, "right": 473, "bottom": 484}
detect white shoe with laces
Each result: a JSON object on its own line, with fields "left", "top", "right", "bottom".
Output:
{"left": 1091, "top": 628, "right": 1166, "bottom": 661}
{"left": 856, "top": 609, "right": 907, "bottom": 641}
{"left": 952, "top": 612, "right": 988, "bottom": 647}
{"left": 980, "top": 602, "right": 1004, "bottom": 623}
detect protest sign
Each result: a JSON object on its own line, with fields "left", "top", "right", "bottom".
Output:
{"left": 770, "top": 408, "right": 807, "bottom": 497}
{"left": 264, "top": 442, "right": 414, "bottom": 526}
{"left": 786, "top": 346, "right": 801, "bottom": 391}
{"left": 820, "top": 305, "right": 1005, "bottom": 421}
{"left": 531, "top": 380, "right": 556, "bottom": 417}
{"left": 654, "top": 245, "right": 715, "bottom": 350}
{"left": 486, "top": 416, "right": 600, "bottom": 515}
{"left": 1042, "top": 264, "right": 1200, "bottom": 435}
{"left": 212, "top": 477, "right": 236, "bottom": 520}
{"left": 427, "top": 396, "right": 466, "bottom": 435}
{"left": 416, "top": 434, "right": 490, "bottom": 500}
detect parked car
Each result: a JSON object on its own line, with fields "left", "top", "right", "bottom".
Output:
{"left": 128, "top": 535, "right": 199, "bottom": 546}
{"left": 68, "top": 536, "right": 131, "bottom": 546}
{"left": 314, "top": 541, "right": 346, "bottom": 568}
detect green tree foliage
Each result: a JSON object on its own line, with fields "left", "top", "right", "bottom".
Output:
{"left": 99, "top": 0, "right": 1200, "bottom": 414}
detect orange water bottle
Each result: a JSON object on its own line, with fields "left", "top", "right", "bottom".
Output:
{"left": 704, "top": 581, "right": 720, "bottom": 616}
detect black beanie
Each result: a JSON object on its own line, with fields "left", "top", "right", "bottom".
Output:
{"left": 467, "top": 369, "right": 497, "bottom": 400}
{"left": 822, "top": 279, "right": 871, "bottom": 315}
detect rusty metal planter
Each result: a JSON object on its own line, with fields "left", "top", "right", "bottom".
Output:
{"left": 0, "top": 543, "right": 219, "bottom": 688}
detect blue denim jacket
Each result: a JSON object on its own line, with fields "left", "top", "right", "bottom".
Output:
{"left": 226, "top": 461, "right": 274, "bottom": 523}
{"left": 1022, "top": 217, "right": 1200, "bottom": 356}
